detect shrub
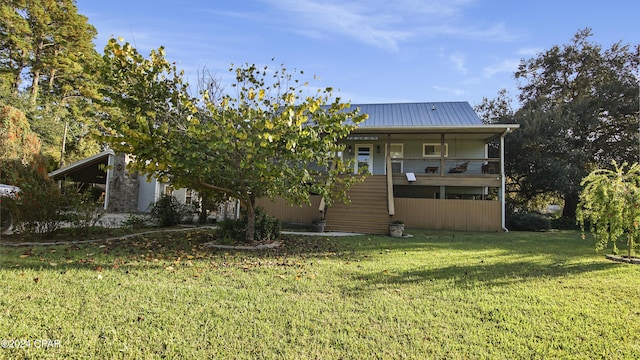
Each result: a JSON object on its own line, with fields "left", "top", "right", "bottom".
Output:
{"left": 216, "top": 207, "right": 280, "bottom": 243}
{"left": 121, "top": 213, "right": 152, "bottom": 229}
{"left": 551, "top": 216, "right": 580, "bottom": 230}
{"left": 66, "top": 188, "right": 105, "bottom": 236}
{"left": 4, "top": 176, "right": 72, "bottom": 238}
{"left": 149, "top": 194, "right": 195, "bottom": 227}
{"left": 507, "top": 212, "right": 551, "bottom": 232}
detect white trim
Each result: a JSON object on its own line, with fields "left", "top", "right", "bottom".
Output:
{"left": 103, "top": 153, "right": 114, "bottom": 210}
{"left": 354, "top": 144, "right": 373, "bottom": 174}
{"left": 48, "top": 149, "right": 115, "bottom": 178}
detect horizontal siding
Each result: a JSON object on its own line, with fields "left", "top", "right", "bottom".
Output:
{"left": 393, "top": 198, "right": 501, "bottom": 232}
{"left": 256, "top": 196, "right": 321, "bottom": 224}
{"left": 258, "top": 177, "right": 503, "bottom": 234}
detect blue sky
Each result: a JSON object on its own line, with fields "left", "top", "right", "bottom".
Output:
{"left": 76, "top": 0, "right": 639, "bottom": 107}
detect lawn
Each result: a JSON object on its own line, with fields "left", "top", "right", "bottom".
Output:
{"left": 0, "top": 228, "right": 639, "bottom": 359}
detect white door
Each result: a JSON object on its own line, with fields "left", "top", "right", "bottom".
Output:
{"left": 354, "top": 144, "right": 373, "bottom": 174}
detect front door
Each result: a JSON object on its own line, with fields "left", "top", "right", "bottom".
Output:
{"left": 354, "top": 144, "right": 372, "bottom": 174}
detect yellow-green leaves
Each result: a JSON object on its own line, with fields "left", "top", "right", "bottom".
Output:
{"left": 578, "top": 161, "right": 640, "bottom": 257}
{"left": 100, "top": 54, "right": 365, "bottom": 242}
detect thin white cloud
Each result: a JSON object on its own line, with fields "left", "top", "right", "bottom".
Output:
{"left": 433, "top": 85, "right": 466, "bottom": 98}
{"left": 249, "top": 0, "right": 517, "bottom": 52}
{"left": 449, "top": 52, "right": 468, "bottom": 75}
{"left": 400, "top": 0, "right": 474, "bottom": 16}
{"left": 261, "top": 0, "right": 411, "bottom": 52}
{"left": 483, "top": 59, "right": 520, "bottom": 78}
{"left": 518, "top": 47, "right": 542, "bottom": 56}
{"left": 417, "top": 22, "right": 517, "bottom": 42}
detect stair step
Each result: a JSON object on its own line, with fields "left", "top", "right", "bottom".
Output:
{"left": 324, "top": 176, "right": 390, "bottom": 234}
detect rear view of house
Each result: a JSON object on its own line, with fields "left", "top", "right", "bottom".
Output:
{"left": 258, "top": 101, "right": 519, "bottom": 234}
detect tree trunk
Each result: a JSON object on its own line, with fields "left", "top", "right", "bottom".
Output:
{"left": 562, "top": 191, "right": 579, "bottom": 219}
{"left": 30, "top": 39, "right": 44, "bottom": 104}
{"left": 30, "top": 69, "right": 40, "bottom": 104}
{"left": 12, "top": 63, "right": 23, "bottom": 93}
{"left": 244, "top": 195, "right": 256, "bottom": 243}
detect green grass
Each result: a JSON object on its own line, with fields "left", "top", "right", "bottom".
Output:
{"left": 1, "top": 229, "right": 639, "bottom": 359}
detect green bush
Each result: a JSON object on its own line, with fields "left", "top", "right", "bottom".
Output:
{"left": 507, "top": 212, "right": 551, "bottom": 232}
{"left": 4, "top": 177, "right": 71, "bottom": 238}
{"left": 66, "top": 188, "right": 105, "bottom": 236}
{"left": 216, "top": 207, "right": 281, "bottom": 243}
{"left": 122, "top": 213, "right": 152, "bottom": 229}
{"left": 149, "top": 194, "right": 195, "bottom": 227}
{"left": 551, "top": 216, "right": 580, "bottom": 230}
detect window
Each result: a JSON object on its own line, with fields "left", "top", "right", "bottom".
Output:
{"left": 355, "top": 145, "right": 372, "bottom": 174}
{"left": 185, "top": 189, "right": 193, "bottom": 204}
{"left": 423, "top": 143, "right": 448, "bottom": 157}
{"left": 387, "top": 144, "right": 403, "bottom": 173}
{"left": 389, "top": 144, "right": 403, "bottom": 158}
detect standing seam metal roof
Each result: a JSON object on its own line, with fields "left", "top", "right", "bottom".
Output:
{"left": 350, "top": 102, "right": 483, "bottom": 128}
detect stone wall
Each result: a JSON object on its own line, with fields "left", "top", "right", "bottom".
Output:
{"left": 107, "top": 153, "right": 140, "bottom": 212}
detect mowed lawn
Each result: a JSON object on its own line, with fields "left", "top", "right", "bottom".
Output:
{"left": 1, "top": 229, "right": 639, "bottom": 359}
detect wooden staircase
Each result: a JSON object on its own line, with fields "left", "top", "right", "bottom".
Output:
{"left": 324, "top": 176, "right": 391, "bottom": 234}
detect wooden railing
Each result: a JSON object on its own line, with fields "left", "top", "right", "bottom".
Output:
{"left": 390, "top": 157, "right": 501, "bottom": 176}
{"left": 386, "top": 155, "right": 395, "bottom": 216}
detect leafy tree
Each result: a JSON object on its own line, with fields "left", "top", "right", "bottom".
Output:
{"left": 577, "top": 161, "right": 640, "bottom": 259}
{"left": 0, "top": 103, "right": 41, "bottom": 166}
{"left": 0, "top": 0, "right": 102, "bottom": 166}
{"left": 0, "top": 0, "right": 31, "bottom": 93}
{"left": 481, "top": 29, "right": 639, "bottom": 218}
{"left": 97, "top": 39, "right": 367, "bottom": 241}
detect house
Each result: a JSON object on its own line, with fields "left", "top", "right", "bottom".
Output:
{"left": 48, "top": 150, "right": 198, "bottom": 213}
{"left": 256, "top": 101, "right": 519, "bottom": 234}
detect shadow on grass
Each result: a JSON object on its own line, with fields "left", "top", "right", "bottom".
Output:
{"left": 0, "top": 229, "right": 348, "bottom": 272}
{"left": 0, "top": 229, "right": 221, "bottom": 272}
{"left": 349, "top": 259, "right": 618, "bottom": 293}
{"left": 0, "top": 228, "right": 614, "bottom": 280}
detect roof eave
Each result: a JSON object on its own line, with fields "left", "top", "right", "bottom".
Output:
{"left": 48, "top": 149, "right": 115, "bottom": 179}
{"left": 351, "top": 124, "right": 520, "bottom": 134}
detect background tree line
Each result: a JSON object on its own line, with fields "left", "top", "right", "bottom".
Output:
{"left": 0, "top": 0, "right": 101, "bottom": 168}
{"left": 476, "top": 28, "right": 639, "bottom": 221}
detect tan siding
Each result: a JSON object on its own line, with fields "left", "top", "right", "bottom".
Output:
{"left": 256, "top": 196, "right": 321, "bottom": 224}
{"left": 258, "top": 177, "right": 503, "bottom": 234}
{"left": 393, "top": 198, "right": 501, "bottom": 231}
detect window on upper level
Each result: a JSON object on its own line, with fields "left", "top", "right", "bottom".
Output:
{"left": 423, "top": 143, "right": 448, "bottom": 157}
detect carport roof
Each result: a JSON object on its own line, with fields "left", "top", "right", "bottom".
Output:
{"left": 48, "top": 150, "right": 114, "bottom": 184}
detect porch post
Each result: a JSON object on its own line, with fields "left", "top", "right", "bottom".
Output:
{"left": 386, "top": 134, "right": 395, "bottom": 216}
{"left": 500, "top": 131, "right": 507, "bottom": 231}
{"left": 439, "top": 133, "right": 446, "bottom": 199}
{"left": 103, "top": 153, "right": 115, "bottom": 211}
{"left": 439, "top": 133, "right": 445, "bottom": 176}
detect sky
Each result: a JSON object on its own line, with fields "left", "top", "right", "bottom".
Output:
{"left": 76, "top": 0, "right": 639, "bottom": 107}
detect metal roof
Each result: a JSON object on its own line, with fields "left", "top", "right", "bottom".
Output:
{"left": 49, "top": 149, "right": 114, "bottom": 184}
{"left": 351, "top": 102, "right": 483, "bottom": 128}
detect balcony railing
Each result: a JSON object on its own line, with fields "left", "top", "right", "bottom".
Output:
{"left": 390, "top": 158, "right": 501, "bottom": 176}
